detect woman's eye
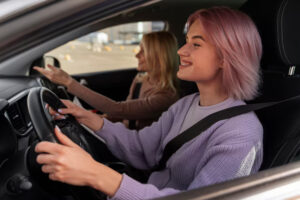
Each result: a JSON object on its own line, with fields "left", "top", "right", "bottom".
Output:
{"left": 193, "top": 43, "right": 201, "bottom": 47}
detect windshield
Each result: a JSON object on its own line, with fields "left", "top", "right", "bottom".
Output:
{"left": 0, "top": 0, "right": 47, "bottom": 20}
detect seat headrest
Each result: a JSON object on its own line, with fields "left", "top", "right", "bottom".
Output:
{"left": 240, "top": 0, "right": 300, "bottom": 70}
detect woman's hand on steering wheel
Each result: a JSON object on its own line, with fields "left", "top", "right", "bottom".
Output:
{"left": 57, "top": 99, "right": 104, "bottom": 132}
{"left": 35, "top": 126, "right": 97, "bottom": 185}
{"left": 35, "top": 126, "right": 122, "bottom": 197}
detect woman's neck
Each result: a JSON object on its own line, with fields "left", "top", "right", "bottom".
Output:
{"left": 147, "top": 73, "right": 160, "bottom": 83}
{"left": 196, "top": 82, "right": 228, "bottom": 106}
{"left": 198, "top": 92, "right": 229, "bottom": 106}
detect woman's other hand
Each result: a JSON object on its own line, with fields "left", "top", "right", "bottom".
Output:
{"left": 58, "top": 99, "right": 104, "bottom": 131}
{"left": 34, "top": 64, "right": 73, "bottom": 87}
{"left": 35, "top": 127, "right": 122, "bottom": 196}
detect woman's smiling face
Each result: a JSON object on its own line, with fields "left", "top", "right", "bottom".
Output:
{"left": 177, "top": 19, "right": 222, "bottom": 85}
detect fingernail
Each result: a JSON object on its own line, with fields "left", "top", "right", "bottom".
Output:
{"left": 55, "top": 125, "right": 61, "bottom": 132}
{"left": 58, "top": 109, "right": 62, "bottom": 113}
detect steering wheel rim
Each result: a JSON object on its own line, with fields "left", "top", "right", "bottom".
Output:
{"left": 27, "top": 87, "right": 106, "bottom": 199}
{"left": 27, "top": 87, "right": 94, "bottom": 150}
{"left": 27, "top": 87, "right": 63, "bottom": 142}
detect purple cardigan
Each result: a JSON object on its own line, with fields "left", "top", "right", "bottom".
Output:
{"left": 96, "top": 93, "right": 263, "bottom": 200}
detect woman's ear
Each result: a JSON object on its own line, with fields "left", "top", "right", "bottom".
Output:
{"left": 218, "top": 58, "right": 224, "bottom": 69}
{"left": 216, "top": 50, "right": 224, "bottom": 68}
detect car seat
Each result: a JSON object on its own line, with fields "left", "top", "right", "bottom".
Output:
{"left": 240, "top": 0, "right": 300, "bottom": 170}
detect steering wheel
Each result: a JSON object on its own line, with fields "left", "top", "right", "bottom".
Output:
{"left": 26, "top": 87, "right": 106, "bottom": 199}
{"left": 27, "top": 87, "right": 93, "bottom": 149}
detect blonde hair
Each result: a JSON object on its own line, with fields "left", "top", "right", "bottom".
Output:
{"left": 141, "top": 31, "right": 179, "bottom": 93}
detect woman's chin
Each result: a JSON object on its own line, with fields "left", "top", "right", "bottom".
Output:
{"left": 177, "top": 71, "right": 187, "bottom": 80}
{"left": 177, "top": 72, "right": 195, "bottom": 82}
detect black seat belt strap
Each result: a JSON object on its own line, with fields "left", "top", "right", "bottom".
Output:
{"left": 128, "top": 81, "right": 142, "bottom": 129}
{"left": 155, "top": 94, "right": 300, "bottom": 171}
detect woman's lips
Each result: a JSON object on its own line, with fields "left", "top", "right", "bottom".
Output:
{"left": 179, "top": 60, "right": 192, "bottom": 68}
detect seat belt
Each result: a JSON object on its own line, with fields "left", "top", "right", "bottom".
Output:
{"left": 128, "top": 82, "right": 142, "bottom": 129}
{"left": 154, "top": 94, "right": 300, "bottom": 171}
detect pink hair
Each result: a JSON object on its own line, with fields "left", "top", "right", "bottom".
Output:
{"left": 187, "top": 7, "right": 262, "bottom": 100}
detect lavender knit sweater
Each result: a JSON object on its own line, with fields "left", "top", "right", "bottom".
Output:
{"left": 95, "top": 93, "right": 263, "bottom": 200}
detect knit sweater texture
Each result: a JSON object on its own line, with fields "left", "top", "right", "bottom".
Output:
{"left": 95, "top": 93, "right": 263, "bottom": 200}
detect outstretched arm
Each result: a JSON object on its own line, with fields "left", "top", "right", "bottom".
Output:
{"left": 67, "top": 79, "right": 178, "bottom": 120}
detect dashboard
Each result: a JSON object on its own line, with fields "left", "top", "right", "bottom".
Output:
{"left": 0, "top": 75, "right": 114, "bottom": 200}
{"left": 0, "top": 75, "right": 73, "bottom": 199}
{"left": 0, "top": 75, "right": 63, "bottom": 169}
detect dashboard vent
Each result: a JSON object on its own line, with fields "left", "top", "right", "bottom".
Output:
{"left": 6, "top": 103, "right": 27, "bottom": 135}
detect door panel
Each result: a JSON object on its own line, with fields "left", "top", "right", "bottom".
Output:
{"left": 72, "top": 68, "right": 137, "bottom": 109}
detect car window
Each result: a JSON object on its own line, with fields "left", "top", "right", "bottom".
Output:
{"left": 45, "top": 21, "right": 165, "bottom": 74}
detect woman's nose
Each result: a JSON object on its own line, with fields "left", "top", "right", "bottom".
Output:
{"left": 135, "top": 51, "right": 140, "bottom": 58}
{"left": 177, "top": 44, "right": 189, "bottom": 56}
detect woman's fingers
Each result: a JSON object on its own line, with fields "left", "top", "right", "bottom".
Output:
{"left": 41, "top": 164, "right": 56, "bottom": 173}
{"left": 54, "top": 126, "right": 79, "bottom": 148}
{"left": 33, "top": 66, "right": 52, "bottom": 77}
{"left": 61, "top": 99, "right": 75, "bottom": 107}
{"left": 36, "top": 153, "right": 56, "bottom": 165}
{"left": 46, "top": 105, "right": 66, "bottom": 120}
{"left": 35, "top": 141, "right": 63, "bottom": 154}
{"left": 46, "top": 64, "right": 58, "bottom": 71}
{"left": 59, "top": 99, "right": 84, "bottom": 116}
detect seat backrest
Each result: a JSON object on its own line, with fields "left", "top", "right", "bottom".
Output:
{"left": 240, "top": 0, "right": 300, "bottom": 170}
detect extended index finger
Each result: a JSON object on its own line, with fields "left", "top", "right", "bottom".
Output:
{"left": 33, "top": 66, "right": 52, "bottom": 77}
{"left": 46, "top": 64, "right": 59, "bottom": 72}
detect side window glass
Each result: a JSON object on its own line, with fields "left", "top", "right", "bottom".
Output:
{"left": 45, "top": 21, "right": 165, "bottom": 74}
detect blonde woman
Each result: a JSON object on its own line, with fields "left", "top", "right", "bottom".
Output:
{"left": 35, "top": 31, "right": 179, "bottom": 129}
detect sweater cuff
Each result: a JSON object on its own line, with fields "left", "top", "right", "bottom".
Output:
{"left": 95, "top": 118, "right": 127, "bottom": 139}
{"left": 109, "top": 174, "right": 144, "bottom": 200}
{"left": 95, "top": 118, "right": 112, "bottom": 137}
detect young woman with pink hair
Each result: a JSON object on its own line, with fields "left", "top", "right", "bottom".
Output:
{"left": 34, "top": 7, "right": 263, "bottom": 200}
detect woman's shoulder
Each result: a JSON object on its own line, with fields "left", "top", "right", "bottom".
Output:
{"left": 215, "top": 100, "right": 263, "bottom": 143}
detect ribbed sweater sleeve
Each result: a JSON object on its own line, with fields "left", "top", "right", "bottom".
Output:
{"left": 110, "top": 174, "right": 180, "bottom": 200}
{"left": 67, "top": 78, "right": 178, "bottom": 120}
{"left": 95, "top": 106, "right": 176, "bottom": 169}
{"left": 95, "top": 94, "right": 263, "bottom": 200}
{"left": 109, "top": 134, "right": 260, "bottom": 200}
